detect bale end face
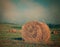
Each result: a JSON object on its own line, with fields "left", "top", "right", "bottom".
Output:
{"left": 21, "top": 21, "right": 51, "bottom": 43}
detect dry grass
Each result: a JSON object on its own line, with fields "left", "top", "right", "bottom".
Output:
{"left": 0, "top": 24, "right": 60, "bottom": 47}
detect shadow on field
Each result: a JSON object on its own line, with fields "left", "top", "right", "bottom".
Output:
{"left": 11, "top": 38, "right": 23, "bottom": 40}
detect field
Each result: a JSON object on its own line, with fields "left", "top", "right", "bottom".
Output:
{"left": 0, "top": 23, "right": 60, "bottom": 47}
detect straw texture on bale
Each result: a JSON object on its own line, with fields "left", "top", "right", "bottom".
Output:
{"left": 21, "top": 21, "right": 50, "bottom": 43}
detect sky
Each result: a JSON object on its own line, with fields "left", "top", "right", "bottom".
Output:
{"left": 1, "top": 0, "right": 60, "bottom": 25}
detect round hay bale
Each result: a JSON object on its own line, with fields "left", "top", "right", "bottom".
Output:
{"left": 9, "top": 29, "right": 16, "bottom": 33}
{"left": 21, "top": 21, "right": 51, "bottom": 43}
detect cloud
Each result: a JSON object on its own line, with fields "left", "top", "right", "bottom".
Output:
{"left": 2, "top": 0, "right": 60, "bottom": 24}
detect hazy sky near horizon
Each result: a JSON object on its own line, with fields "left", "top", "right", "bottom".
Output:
{"left": 1, "top": 0, "right": 60, "bottom": 25}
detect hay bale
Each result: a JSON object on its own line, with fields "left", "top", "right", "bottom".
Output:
{"left": 9, "top": 29, "right": 16, "bottom": 33}
{"left": 21, "top": 21, "right": 51, "bottom": 43}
